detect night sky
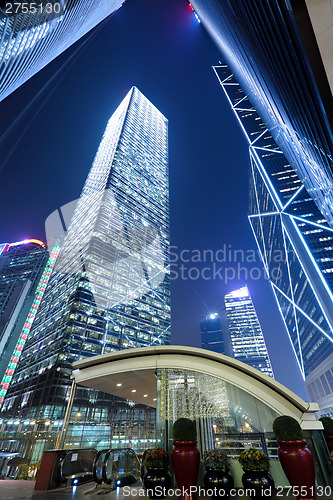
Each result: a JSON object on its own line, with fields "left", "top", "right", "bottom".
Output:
{"left": 0, "top": 0, "right": 307, "bottom": 398}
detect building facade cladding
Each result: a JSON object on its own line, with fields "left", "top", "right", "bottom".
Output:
{"left": 0, "top": 0, "right": 124, "bottom": 102}
{"left": 0, "top": 240, "right": 48, "bottom": 381}
{"left": 200, "top": 314, "right": 226, "bottom": 355}
{"left": 0, "top": 88, "right": 170, "bottom": 452}
{"left": 224, "top": 286, "right": 274, "bottom": 378}
{"left": 189, "top": 0, "right": 333, "bottom": 226}
{"left": 215, "top": 64, "right": 333, "bottom": 414}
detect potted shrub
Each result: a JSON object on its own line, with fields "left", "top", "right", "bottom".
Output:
{"left": 171, "top": 418, "right": 200, "bottom": 500}
{"left": 203, "top": 449, "right": 234, "bottom": 498}
{"left": 238, "top": 447, "right": 274, "bottom": 498}
{"left": 273, "top": 415, "right": 315, "bottom": 500}
{"left": 319, "top": 416, "right": 333, "bottom": 452}
{"left": 142, "top": 447, "right": 171, "bottom": 499}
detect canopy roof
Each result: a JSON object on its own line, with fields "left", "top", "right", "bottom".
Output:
{"left": 72, "top": 345, "right": 320, "bottom": 429}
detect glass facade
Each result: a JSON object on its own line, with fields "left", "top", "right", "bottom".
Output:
{"left": 224, "top": 285, "right": 274, "bottom": 378}
{"left": 215, "top": 64, "right": 333, "bottom": 412}
{"left": 0, "top": 87, "right": 170, "bottom": 459}
{"left": 160, "top": 367, "right": 278, "bottom": 433}
{"left": 0, "top": 239, "right": 48, "bottom": 385}
{"left": 200, "top": 313, "right": 226, "bottom": 355}
{"left": 0, "top": 0, "right": 124, "bottom": 101}
{"left": 190, "top": 0, "right": 333, "bottom": 226}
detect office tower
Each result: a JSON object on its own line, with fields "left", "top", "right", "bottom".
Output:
{"left": 0, "top": 239, "right": 48, "bottom": 383}
{"left": 200, "top": 313, "right": 226, "bottom": 355}
{"left": 0, "top": 0, "right": 124, "bottom": 101}
{"left": 0, "top": 87, "right": 170, "bottom": 458}
{"left": 188, "top": 1, "right": 333, "bottom": 226}
{"left": 0, "top": 242, "right": 60, "bottom": 406}
{"left": 224, "top": 286, "right": 274, "bottom": 378}
{"left": 216, "top": 64, "right": 333, "bottom": 413}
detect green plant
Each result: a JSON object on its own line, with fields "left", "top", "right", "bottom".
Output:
{"left": 238, "top": 448, "right": 270, "bottom": 471}
{"left": 17, "top": 463, "right": 40, "bottom": 480}
{"left": 203, "top": 449, "right": 230, "bottom": 472}
{"left": 273, "top": 415, "right": 303, "bottom": 440}
{"left": 319, "top": 417, "right": 333, "bottom": 436}
{"left": 172, "top": 418, "right": 197, "bottom": 441}
{"left": 143, "top": 447, "right": 169, "bottom": 468}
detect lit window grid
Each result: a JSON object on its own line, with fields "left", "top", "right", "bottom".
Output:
{"left": 0, "top": 0, "right": 124, "bottom": 101}
{"left": 211, "top": 29, "right": 333, "bottom": 225}
{"left": 214, "top": 65, "right": 333, "bottom": 380}
{"left": 0, "top": 241, "right": 46, "bottom": 315}
{"left": 3, "top": 88, "right": 170, "bottom": 420}
{"left": 224, "top": 288, "right": 273, "bottom": 378}
{"left": 0, "top": 242, "right": 60, "bottom": 404}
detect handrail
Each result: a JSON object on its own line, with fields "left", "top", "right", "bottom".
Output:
{"left": 101, "top": 448, "right": 141, "bottom": 487}
{"left": 92, "top": 449, "right": 109, "bottom": 484}
{"left": 58, "top": 448, "right": 97, "bottom": 483}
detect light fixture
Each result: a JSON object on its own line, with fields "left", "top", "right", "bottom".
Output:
{"left": 131, "top": 389, "right": 136, "bottom": 393}
{"left": 116, "top": 383, "right": 122, "bottom": 387}
{"left": 77, "top": 412, "right": 82, "bottom": 417}
{"left": 143, "top": 394, "right": 148, "bottom": 397}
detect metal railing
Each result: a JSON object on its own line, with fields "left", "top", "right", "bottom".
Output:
{"left": 214, "top": 433, "right": 278, "bottom": 459}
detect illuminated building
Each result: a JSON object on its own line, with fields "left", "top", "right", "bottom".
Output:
{"left": 0, "top": 0, "right": 124, "bottom": 101}
{"left": 224, "top": 286, "right": 274, "bottom": 378}
{"left": 215, "top": 65, "right": 333, "bottom": 414}
{"left": 187, "top": 0, "right": 333, "bottom": 413}
{"left": 189, "top": 1, "right": 333, "bottom": 225}
{"left": 0, "top": 239, "right": 48, "bottom": 385}
{"left": 200, "top": 313, "right": 226, "bottom": 355}
{"left": 0, "top": 87, "right": 170, "bottom": 459}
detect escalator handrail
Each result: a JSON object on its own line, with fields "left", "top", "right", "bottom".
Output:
{"left": 102, "top": 448, "right": 140, "bottom": 485}
{"left": 92, "top": 448, "right": 110, "bottom": 484}
{"left": 58, "top": 448, "right": 97, "bottom": 482}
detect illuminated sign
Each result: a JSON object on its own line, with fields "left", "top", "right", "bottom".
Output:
{"left": 7, "top": 239, "right": 46, "bottom": 250}
{"left": 0, "top": 242, "right": 60, "bottom": 405}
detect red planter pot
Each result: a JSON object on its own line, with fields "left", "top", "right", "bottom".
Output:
{"left": 324, "top": 435, "right": 333, "bottom": 453}
{"left": 171, "top": 440, "right": 200, "bottom": 500}
{"left": 277, "top": 439, "right": 316, "bottom": 500}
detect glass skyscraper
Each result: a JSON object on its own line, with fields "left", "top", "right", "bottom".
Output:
{"left": 200, "top": 313, "right": 226, "bottom": 355}
{"left": 224, "top": 286, "right": 274, "bottom": 378}
{"left": 0, "top": 239, "right": 48, "bottom": 384}
{"left": 0, "top": 0, "right": 124, "bottom": 101}
{"left": 215, "top": 65, "right": 333, "bottom": 413}
{"left": 189, "top": 0, "right": 333, "bottom": 226}
{"left": 0, "top": 87, "right": 170, "bottom": 459}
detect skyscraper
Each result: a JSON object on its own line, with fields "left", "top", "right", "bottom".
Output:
{"left": 200, "top": 313, "right": 226, "bottom": 355}
{"left": 224, "top": 286, "right": 274, "bottom": 378}
{"left": 0, "top": 0, "right": 124, "bottom": 101}
{"left": 0, "top": 239, "right": 48, "bottom": 383}
{"left": 0, "top": 87, "right": 170, "bottom": 458}
{"left": 187, "top": 0, "right": 333, "bottom": 413}
{"left": 188, "top": 1, "right": 333, "bottom": 225}
{"left": 215, "top": 64, "right": 333, "bottom": 413}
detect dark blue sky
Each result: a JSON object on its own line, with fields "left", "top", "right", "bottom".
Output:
{"left": 0, "top": 0, "right": 307, "bottom": 398}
